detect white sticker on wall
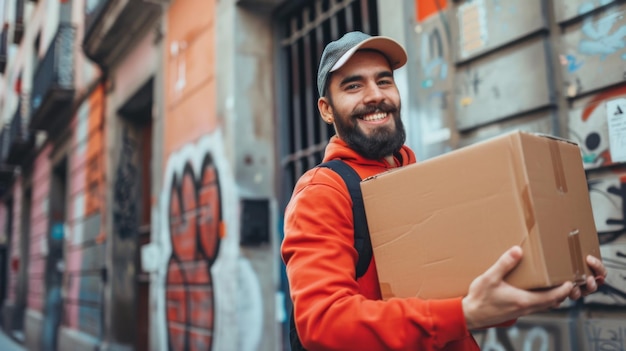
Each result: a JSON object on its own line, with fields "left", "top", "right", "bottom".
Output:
{"left": 606, "top": 98, "right": 626, "bottom": 163}
{"left": 458, "top": 0, "right": 488, "bottom": 58}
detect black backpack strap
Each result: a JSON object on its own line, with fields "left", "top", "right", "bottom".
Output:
{"left": 289, "top": 160, "right": 373, "bottom": 351}
{"left": 289, "top": 315, "right": 305, "bottom": 351}
{"left": 318, "top": 159, "right": 372, "bottom": 278}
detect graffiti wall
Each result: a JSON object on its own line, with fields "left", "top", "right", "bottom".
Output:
{"left": 473, "top": 315, "right": 574, "bottom": 351}
{"left": 564, "top": 1, "right": 626, "bottom": 310}
{"left": 569, "top": 85, "right": 626, "bottom": 169}
{"left": 410, "top": 0, "right": 626, "bottom": 349}
{"left": 586, "top": 171, "right": 626, "bottom": 306}
{"left": 149, "top": 132, "right": 264, "bottom": 351}
{"left": 410, "top": 0, "right": 557, "bottom": 158}
{"left": 582, "top": 316, "right": 626, "bottom": 350}
{"left": 165, "top": 153, "right": 221, "bottom": 350}
{"left": 560, "top": 1, "right": 626, "bottom": 99}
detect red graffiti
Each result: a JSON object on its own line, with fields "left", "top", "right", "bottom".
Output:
{"left": 166, "top": 154, "right": 222, "bottom": 351}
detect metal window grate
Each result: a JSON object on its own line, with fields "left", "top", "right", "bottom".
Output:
{"left": 278, "top": 0, "right": 378, "bottom": 206}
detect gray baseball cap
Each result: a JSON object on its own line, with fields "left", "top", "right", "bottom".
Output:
{"left": 317, "top": 31, "right": 408, "bottom": 97}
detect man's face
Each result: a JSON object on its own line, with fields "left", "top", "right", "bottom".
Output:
{"left": 320, "top": 50, "right": 405, "bottom": 160}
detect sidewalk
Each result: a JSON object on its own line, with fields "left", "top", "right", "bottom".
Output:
{"left": 0, "top": 329, "right": 25, "bottom": 351}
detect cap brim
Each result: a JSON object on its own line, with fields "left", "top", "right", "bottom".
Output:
{"left": 330, "top": 36, "right": 408, "bottom": 72}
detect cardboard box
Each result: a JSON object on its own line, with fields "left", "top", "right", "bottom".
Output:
{"left": 361, "top": 131, "right": 601, "bottom": 300}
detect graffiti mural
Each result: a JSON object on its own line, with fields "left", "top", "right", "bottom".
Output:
{"left": 561, "top": 1, "right": 626, "bottom": 97}
{"left": 166, "top": 153, "right": 222, "bottom": 351}
{"left": 585, "top": 173, "right": 626, "bottom": 305}
{"left": 578, "top": 2, "right": 626, "bottom": 61}
{"left": 582, "top": 317, "right": 626, "bottom": 350}
{"left": 478, "top": 317, "right": 626, "bottom": 351}
{"left": 568, "top": 85, "right": 626, "bottom": 169}
{"left": 152, "top": 132, "right": 265, "bottom": 351}
{"left": 473, "top": 316, "right": 573, "bottom": 351}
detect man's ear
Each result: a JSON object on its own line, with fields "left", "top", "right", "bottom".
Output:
{"left": 318, "top": 97, "right": 334, "bottom": 124}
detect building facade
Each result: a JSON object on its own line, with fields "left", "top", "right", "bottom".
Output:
{"left": 0, "top": 0, "right": 623, "bottom": 350}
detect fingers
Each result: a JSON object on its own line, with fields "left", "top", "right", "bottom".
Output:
{"left": 484, "top": 246, "right": 523, "bottom": 281}
{"left": 549, "top": 281, "right": 574, "bottom": 303}
{"left": 581, "top": 255, "right": 607, "bottom": 296}
{"left": 586, "top": 255, "right": 607, "bottom": 282}
{"left": 554, "top": 290, "right": 570, "bottom": 308}
{"left": 566, "top": 257, "right": 606, "bottom": 300}
{"left": 530, "top": 281, "right": 573, "bottom": 312}
{"left": 576, "top": 274, "right": 600, "bottom": 298}
{"left": 569, "top": 285, "right": 582, "bottom": 301}
{"left": 586, "top": 275, "right": 598, "bottom": 292}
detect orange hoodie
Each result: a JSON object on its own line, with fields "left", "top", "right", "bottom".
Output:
{"left": 282, "top": 137, "right": 480, "bottom": 351}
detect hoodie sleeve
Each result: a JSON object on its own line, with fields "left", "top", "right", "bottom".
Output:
{"left": 281, "top": 168, "right": 475, "bottom": 351}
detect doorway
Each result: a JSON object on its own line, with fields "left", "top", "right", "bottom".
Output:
{"left": 117, "top": 78, "right": 153, "bottom": 351}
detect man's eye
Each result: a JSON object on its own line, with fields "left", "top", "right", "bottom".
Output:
{"left": 378, "top": 80, "right": 392, "bottom": 86}
{"left": 346, "top": 84, "right": 360, "bottom": 90}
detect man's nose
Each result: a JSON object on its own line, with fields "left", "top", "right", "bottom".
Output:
{"left": 363, "top": 82, "right": 385, "bottom": 104}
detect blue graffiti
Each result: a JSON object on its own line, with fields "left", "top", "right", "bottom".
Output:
{"left": 566, "top": 54, "right": 585, "bottom": 72}
{"left": 423, "top": 57, "right": 448, "bottom": 81}
{"left": 578, "top": 4, "right": 626, "bottom": 60}
{"left": 420, "top": 28, "right": 448, "bottom": 89}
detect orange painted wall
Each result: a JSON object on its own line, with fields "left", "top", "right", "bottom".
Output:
{"left": 164, "top": 0, "right": 217, "bottom": 158}
{"left": 416, "top": 0, "right": 447, "bottom": 22}
{"left": 86, "top": 84, "right": 106, "bottom": 217}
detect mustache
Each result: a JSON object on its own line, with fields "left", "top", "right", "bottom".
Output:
{"left": 351, "top": 102, "right": 398, "bottom": 118}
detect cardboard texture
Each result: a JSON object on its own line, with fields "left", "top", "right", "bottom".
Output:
{"left": 361, "top": 131, "right": 601, "bottom": 300}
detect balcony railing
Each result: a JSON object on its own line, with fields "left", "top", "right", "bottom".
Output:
{"left": 83, "top": 0, "right": 167, "bottom": 68}
{"left": 6, "top": 100, "right": 34, "bottom": 165}
{"left": 0, "top": 24, "right": 7, "bottom": 74}
{"left": 30, "top": 24, "right": 75, "bottom": 137}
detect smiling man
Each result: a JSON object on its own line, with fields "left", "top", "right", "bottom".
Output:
{"left": 281, "top": 31, "right": 607, "bottom": 351}
{"left": 318, "top": 33, "right": 406, "bottom": 166}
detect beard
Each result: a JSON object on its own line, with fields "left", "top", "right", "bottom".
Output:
{"left": 330, "top": 100, "right": 406, "bottom": 160}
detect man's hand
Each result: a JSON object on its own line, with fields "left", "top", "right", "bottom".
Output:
{"left": 568, "top": 254, "right": 607, "bottom": 300}
{"left": 462, "top": 246, "right": 574, "bottom": 330}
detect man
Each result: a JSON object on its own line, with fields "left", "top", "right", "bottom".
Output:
{"left": 281, "top": 31, "right": 607, "bottom": 351}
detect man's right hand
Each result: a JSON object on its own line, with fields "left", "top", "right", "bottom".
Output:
{"left": 462, "top": 246, "right": 574, "bottom": 330}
